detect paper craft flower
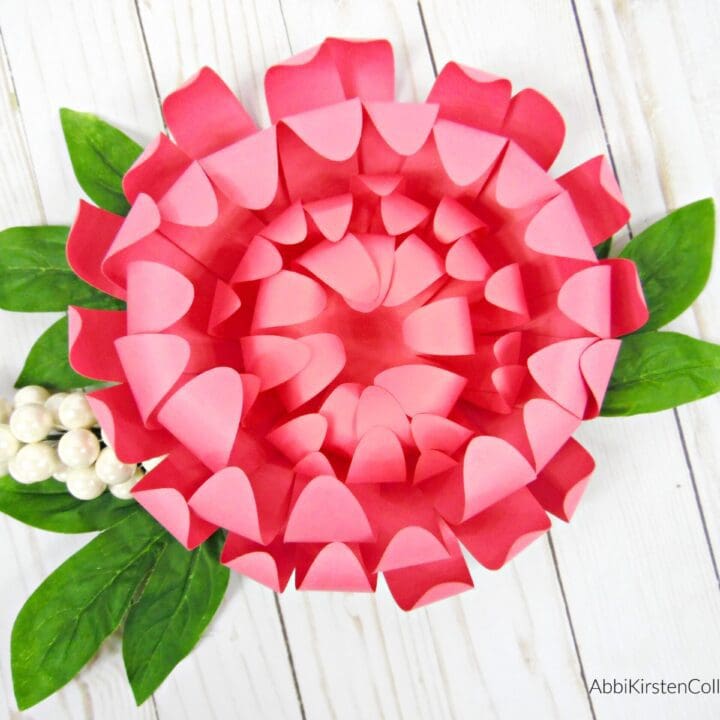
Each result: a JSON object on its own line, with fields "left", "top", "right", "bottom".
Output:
{"left": 66, "top": 38, "right": 648, "bottom": 610}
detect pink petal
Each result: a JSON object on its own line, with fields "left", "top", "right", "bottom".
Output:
{"left": 297, "top": 234, "right": 380, "bottom": 304}
{"left": 433, "top": 196, "right": 486, "bottom": 244}
{"left": 524, "top": 191, "right": 595, "bottom": 261}
{"left": 558, "top": 260, "right": 648, "bottom": 338}
{"left": 201, "top": 127, "right": 279, "bottom": 210}
{"left": 453, "top": 488, "right": 550, "bottom": 570}
{"left": 523, "top": 398, "right": 581, "bottom": 471}
{"left": 527, "top": 338, "right": 596, "bottom": 417}
{"left": 156, "top": 162, "right": 218, "bottom": 227}
{"left": 87, "top": 384, "right": 176, "bottom": 463}
{"left": 483, "top": 141, "right": 561, "bottom": 211}
{"left": 123, "top": 133, "right": 190, "bottom": 205}
{"left": 279, "top": 333, "right": 346, "bottom": 410}
{"left": 383, "top": 234, "right": 444, "bottom": 307}
{"left": 376, "top": 526, "right": 452, "bottom": 571}
{"left": 355, "top": 173, "right": 402, "bottom": 196}
{"left": 67, "top": 307, "right": 125, "bottom": 381}
{"left": 253, "top": 270, "right": 327, "bottom": 330}
{"left": 281, "top": 98, "right": 362, "bottom": 161}
{"left": 295, "top": 543, "right": 375, "bottom": 592}
{"left": 433, "top": 119, "right": 506, "bottom": 186}
{"left": 380, "top": 192, "right": 430, "bottom": 235}
{"left": 232, "top": 235, "right": 282, "bottom": 283}
{"left": 529, "top": 438, "right": 595, "bottom": 521}
{"left": 115, "top": 334, "right": 190, "bottom": 424}
{"left": 189, "top": 464, "right": 293, "bottom": 544}
{"left": 66, "top": 201, "right": 125, "bottom": 299}
{"left": 445, "top": 236, "right": 492, "bottom": 281}
{"left": 208, "top": 280, "right": 242, "bottom": 333}
{"left": 494, "top": 331, "right": 522, "bottom": 364}
{"left": 133, "top": 457, "right": 217, "bottom": 549}
{"left": 240, "top": 335, "right": 312, "bottom": 391}
{"left": 265, "top": 38, "right": 393, "bottom": 123}
{"left": 411, "top": 413, "right": 472, "bottom": 454}
{"left": 347, "top": 427, "right": 406, "bottom": 484}
{"left": 403, "top": 297, "right": 474, "bottom": 356}
{"left": 355, "top": 385, "right": 412, "bottom": 445}
{"left": 344, "top": 233, "right": 396, "bottom": 312}
{"left": 267, "top": 413, "right": 328, "bottom": 463}
{"left": 428, "top": 62, "right": 511, "bottom": 133}
{"left": 285, "top": 476, "right": 374, "bottom": 542}
{"left": 485, "top": 263, "right": 528, "bottom": 315}
{"left": 384, "top": 553, "right": 473, "bottom": 610}
{"left": 502, "top": 88, "right": 565, "bottom": 170}
{"left": 295, "top": 451, "right": 336, "bottom": 479}
{"left": 320, "top": 382, "right": 363, "bottom": 455}
{"left": 158, "top": 367, "right": 244, "bottom": 471}
{"left": 580, "top": 338, "right": 621, "bottom": 418}
{"left": 162, "top": 67, "right": 256, "bottom": 158}
{"left": 374, "top": 364, "right": 467, "bottom": 417}
{"left": 126, "top": 260, "right": 194, "bottom": 334}
{"left": 259, "top": 201, "right": 307, "bottom": 245}
{"left": 364, "top": 101, "right": 438, "bottom": 155}
{"left": 558, "top": 156, "right": 630, "bottom": 246}
{"left": 414, "top": 449, "right": 458, "bottom": 484}
{"left": 222, "top": 535, "right": 294, "bottom": 592}
{"left": 304, "top": 193, "right": 353, "bottom": 241}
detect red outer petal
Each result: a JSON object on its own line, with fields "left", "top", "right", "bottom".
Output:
{"left": 66, "top": 201, "right": 126, "bottom": 299}
{"left": 222, "top": 534, "right": 295, "bottom": 592}
{"left": 558, "top": 156, "right": 630, "bottom": 246}
{"left": 163, "top": 67, "right": 257, "bottom": 158}
{"left": 502, "top": 88, "right": 565, "bottom": 170}
{"left": 265, "top": 38, "right": 393, "bottom": 123}
{"left": 295, "top": 543, "right": 376, "bottom": 592}
{"left": 453, "top": 487, "right": 550, "bottom": 569}
{"left": 529, "top": 438, "right": 595, "bottom": 521}
{"left": 68, "top": 306, "right": 126, "bottom": 381}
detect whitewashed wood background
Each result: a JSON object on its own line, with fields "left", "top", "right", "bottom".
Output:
{"left": 0, "top": 1, "right": 718, "bottom": 718}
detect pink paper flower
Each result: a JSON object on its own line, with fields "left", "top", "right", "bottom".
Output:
{"left": 67, "top": 38, "right": 648, "bottom": 610}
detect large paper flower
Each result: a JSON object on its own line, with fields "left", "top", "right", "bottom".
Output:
{"left": 67, "top": 38, "right": 648, "bottom": 610}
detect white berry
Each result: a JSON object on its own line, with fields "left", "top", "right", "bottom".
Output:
{"left": 45, "top": 392, "right": 69, "bottom": 426}
{"left": 58, "top": 428, "right": 100, "bottom": 469}
{"left": 95, "top": 446, "right": 135, "bottom": 485}
{"left": 109, "top": 467, "right": 142, "bottom": 500}
{"left": 53, "top": 463, "right": 69, "bottom": 482}
{"left": 66, "top": 466, "right": 106, "bottom": 500}
{"left": 100, "top": 425, "right": 111, "bottom": 447}
{"left": 58, "top": 393, "right": 95, "bottom": 430}
{"left": 142, "top": 455, "right": 167, "bottom": 473}
{"left": 0, "top": 424, "right": 20, "bottom": 462}
{"left": 9, "top": 403, "right": 53, "bottom": 443}
{"left": 8, "top": 442, "right": 59, "bottom": 483}
{"left": 14, "top": 385, "right": 50, "bottom": 407}
{"left": 0, "top": 397, "right": 11, "bottom": 423}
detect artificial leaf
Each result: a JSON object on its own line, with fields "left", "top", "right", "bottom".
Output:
{"left": 0, "top": 474, "right": 135, "bottom": 533}
{"left": 620, "top": 199, "right": 715, "bottom": 331}
{"left": 0, "top": 225, "right": 124, "bottom": 312}
{"left": 15, "top": 315, "right": 104, "bottom": 390}
{"left": 123, "top": 532, "right": 229, "bottom": 704}
{"left": 594, "top": 237, "right": 611, "bottom": 259}
{"left": 60, "top": 108, "right": 142, "bottom": 215}
{"left": 602, "top": 331, "right": 720, "bottom": 415}
{"left": 11, "top": 511, "right": 168, "bottom": 709}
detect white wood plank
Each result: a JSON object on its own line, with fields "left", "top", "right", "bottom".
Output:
{"left": 420, "top": 2, "right": 720, "bottom": 719}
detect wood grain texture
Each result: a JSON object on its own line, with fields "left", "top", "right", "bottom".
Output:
{"left": 0, "top": 1, "right": 718, "bottom": 718}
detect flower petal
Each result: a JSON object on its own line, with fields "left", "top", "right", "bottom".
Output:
{"left": 433, "top": 196, "right": 486, "bottom": 244}
{"left": 253, "top": 270, "right": 327, "bottom": 330}
{"left": 347, "top": 427, "right": 406, "bottom": 484}
{"left": 445, "top": 236, "right": 492, "bottom": 281}
{"left": 240, "top": 335, "right": 312, "bottom": 391}
{"left": 383, "top": 234, "right": 444, "bottom": 307}
{"left": 267, "top": 413, "right": 328, "bottom": 463}
{"left": 304, "top": 193, "right": 353, "bottom": 241}
{"left": 355, "top": 385, "right": 412, "bottom": 445}
{"left": 295, "top": 543, "right": 375, "bottom": 592}
{"left": 364, "top": 101, "right": 438, "bottom": 155}
{"left": 232, "top": 235, "right": 282, "bottom": 283}
{"left": 222, "top": 534, "right": 294, "bottom": 592}
{"left": 68, "top": 306, "right": 126, "bottom": 382}
{"left": 523, "top": 398, "right": 581, "bottom": 471}
{"left": 580, "top": 338, "right": 621, "bottom": 418}
{"left": 163, "top": 67, "right": 256, "bottom": 157}
{"left": 403, "top": 297, "right": 474, "bottom": 356}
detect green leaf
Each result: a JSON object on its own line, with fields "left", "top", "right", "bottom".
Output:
{"left": 15, "top": 315, "right": 104, "bottom": 390}
{"left": 620, "top": 199, "right": 715, "bottom": 331}
{"left": 11, "top": 511, "right": 168, "bottom": 709}
{"left": 601, "top": 331, "right": 720, "bottom": 415}
{"left": 594, "top": 237, "right": 612, "bottom": 259}
{"left": 0, "top": 225, "right": 123, "bottom": 312}
{"left": 60, "top": 108, "right": 142, "bottom": 215}
{"left": 0, "top": 474, "right": 135, "bottom": 533}
{"left": 123, "top": 532, "right": 229, "bottom": 704}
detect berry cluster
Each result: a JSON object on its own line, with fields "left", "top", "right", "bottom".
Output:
{"left": 0, "top": 385, "right": 161, "bottom": 500}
